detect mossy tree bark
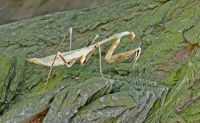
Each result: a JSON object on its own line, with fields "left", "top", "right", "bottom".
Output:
{"left": 0, "top": 0, "right": 200, "bottom": 122}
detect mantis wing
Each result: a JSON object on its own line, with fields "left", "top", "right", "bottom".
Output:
{"left": 26, "top": 47, "right": 94, "bottom": 67}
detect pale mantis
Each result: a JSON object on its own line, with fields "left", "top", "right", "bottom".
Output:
{"left": 27, "top": 29, "right": 141, "bottom": 86}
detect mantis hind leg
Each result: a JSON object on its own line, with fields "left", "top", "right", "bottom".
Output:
{"left": 45, "top": 52, "right": 59, "bottom": 87}
{"left": 45, "top": 51, "right": 78, "bottom": 88}
{"left": 58, "top": 52, "right": 78, "bottom": 67}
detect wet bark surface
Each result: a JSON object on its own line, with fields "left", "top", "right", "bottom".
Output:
{"left": 0, "top": 0, "right": 200, "bottom": 122}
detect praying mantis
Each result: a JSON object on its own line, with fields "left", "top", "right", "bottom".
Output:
{"left": 26, "top": 28, "right": 141, "bottom": 86}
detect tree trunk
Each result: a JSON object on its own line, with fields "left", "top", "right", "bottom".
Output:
{"left": 0, "top": 0, "right": 200, "bottom": 122}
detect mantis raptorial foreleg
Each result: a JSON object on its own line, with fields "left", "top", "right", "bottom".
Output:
{"left": 105, "top": 38, "right": 121, "bottom": 63}
{"left": 106, "top": 47, "right": 141, "bottom": 63}
{"left": 105, "top": 37, "right": 141, "bottom": 63}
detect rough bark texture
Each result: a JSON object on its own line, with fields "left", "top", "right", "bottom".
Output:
{"left": 0, "top": 0, "right": 200, "bottom": 122}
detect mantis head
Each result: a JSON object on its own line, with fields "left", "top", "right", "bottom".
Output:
{"left": 128, "top": 32, "right": 135, "bottom": 40}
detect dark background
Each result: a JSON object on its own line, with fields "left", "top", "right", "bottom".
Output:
{"left": 0, "top": 0, "right": 115, "bottom": 25}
